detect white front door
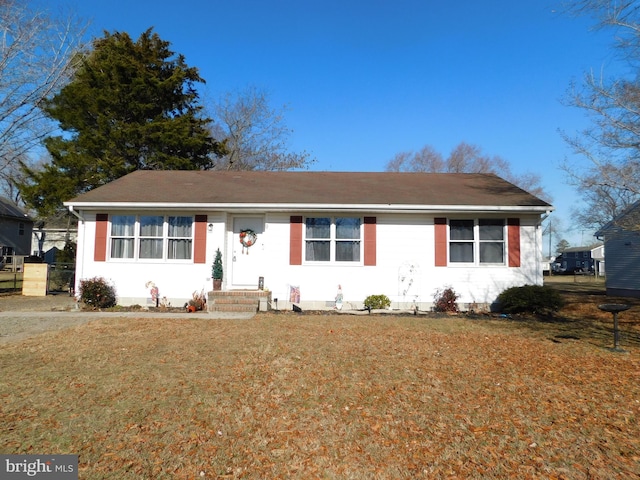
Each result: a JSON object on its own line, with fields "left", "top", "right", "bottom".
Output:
{"left": 230, "top": 216, "right": 265, "bottom": 288}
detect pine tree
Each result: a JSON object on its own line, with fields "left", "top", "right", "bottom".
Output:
{"left": 20, "top": 28, "right": 225, "bottom": 217}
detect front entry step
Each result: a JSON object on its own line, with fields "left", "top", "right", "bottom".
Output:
{"left": 208, "top": 290, "right": 272, "bottom": 313}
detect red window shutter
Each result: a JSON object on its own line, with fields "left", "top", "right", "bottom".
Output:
{"left": 363, "top": 217, "right": 376, "bottom": 266}
{"left": 194, "top": 215, "right": 207, "bottom": 264}
{"left": 290, "top": 216, "right": 303, "bottom": 265}
{"left": 434, "top": 217, "right": 447, "bottom": 267}
{"left": 507, "top": 218, "right": 521, "bottom": 267}
{"left": 94, "top": 214, "right": 108, "bottom": 262}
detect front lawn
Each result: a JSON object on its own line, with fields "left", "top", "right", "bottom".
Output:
{"left": 1, "top": 313, "right": 638, "bottom": 479}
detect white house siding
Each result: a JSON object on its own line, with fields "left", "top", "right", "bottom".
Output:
{"left": 257, "top": 213, "right": 435, "bottom": 311}
{"left": 420, "top": 217, "right": 542, "bottom": 310}
{"left": 75, "top": 212, "right": 218, "bottom": 307}
{"left": 73, "top": 211, "right": 544, "bottom": 310}
{"left": 225, "top": 212, "right": 542, "bottom": 311}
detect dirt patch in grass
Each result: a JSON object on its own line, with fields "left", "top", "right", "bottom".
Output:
{"left": 1, "top": 312, "right": 639, "bottom": 479}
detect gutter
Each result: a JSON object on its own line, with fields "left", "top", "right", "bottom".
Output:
{"left": 63, "top": 202, "right": 554, "bottom": 215}
{"left": 67, "top": 205, "right": 85, "bottom": 223}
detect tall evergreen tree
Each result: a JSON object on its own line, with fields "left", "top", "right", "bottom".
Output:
{"left": 20, "top": 28, "right": 224, "bottom": 217}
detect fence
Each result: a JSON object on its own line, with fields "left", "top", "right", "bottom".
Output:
{"left": 0, "top": 263, "right": 75, "bottom": 294}
{"left": 0, "top": 254, "right": 26, "bottom": 273}
{"left": 47, "top": 263, "right": 75, "bottom": 294}
{"left": 0, "top": 271, "right": 22, "bottom": 292}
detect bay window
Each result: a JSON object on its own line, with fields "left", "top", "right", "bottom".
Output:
{"left": 305, "top": 217, "right": 361, "bottom": 262}
{"left": 110, "top": 215, "right": 193, "bottom": 260}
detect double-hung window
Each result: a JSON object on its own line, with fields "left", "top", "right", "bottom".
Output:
{"left": 449, "top": 219, "right": 505, "bottom": 264}
{"left": 110, "top": 215, "right": 193, "bottom": 260}
{"left": 111, "top": 215, "right": 135, "bottom": 259}
{"left": 167, "top": 216, "right": 193, "bottom": 259}
{"left": 478, "top": 219, "right": 505, "bottom": 264}
{"left": 305, "top": 217, "right": 361, "bottom": 262}
{"left": 139, "top": 215, "right": 163, "bottom": 259}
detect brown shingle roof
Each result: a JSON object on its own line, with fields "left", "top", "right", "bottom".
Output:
{"left": 65, "top": 170, "right": 552, "bottom": 210}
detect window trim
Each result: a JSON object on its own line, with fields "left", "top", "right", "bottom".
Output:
{"left": 303, "top": 216, "right": 363, "bottom": 264}
{"left": 448, "top": 218, "right": 507, "bottom": 266}
{"left": 108, "top": 214, "right": 195, "bottom": 262}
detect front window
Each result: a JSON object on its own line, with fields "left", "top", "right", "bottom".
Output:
{"left": 449, "top": 220, "right": 474, "bottom": 263}
{"left": 479, "top": 219, "right": 504, "bottom": 263}
{"left": 139, "top": 215, "right": 163, "bottom": 259}
{"left": 305, "top": 217, "right": 361, "bottom": 262}
{"left": 110, "top": 215, "right": 193, "bottom": 260}
{"left": 449, "top": 219, "right": 505, "bottom": 265}
{"left": 111, "top": 215, "right": 135, "bottom": 259}
{"left": 168, "top": 216, "right": 193, "bottom": 259}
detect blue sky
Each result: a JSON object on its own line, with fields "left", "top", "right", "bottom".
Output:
{"left": 40, "top": 0, "right": 621, "bottom": 249}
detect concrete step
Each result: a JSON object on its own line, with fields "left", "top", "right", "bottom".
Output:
{"left": 208, "top": 290, "right": 271, "bottom": 313}
{"left": 210, "top": 303, "right": 258, "bottom": 313}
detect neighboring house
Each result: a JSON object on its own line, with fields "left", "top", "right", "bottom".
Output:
{"left": 0, "top": 197, "right": 33, "bottom": 269}
{"left": 596, "top": 201, "right": 640, "bottom": 297}
{"left": 64, "top": 171, "right": 553, "bottom": 310}
{"left": 542, "top": 255, "right": 556, "bottom": 275}
{"left": 553, "top": 244, "right": 604, "bottom": 275}
{"left": 31, "top": 216, "right": 78, "bottom": 263}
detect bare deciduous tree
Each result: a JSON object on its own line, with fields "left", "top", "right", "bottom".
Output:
{"left": 210, "top": 86, "right": 314, "bottom": 171}
{"left": 0, "top": 0, "right": 86, "bottom": 200}
{"left": 542, "top": 215, "right": 566, "bottom": 258}
{"left": 560, "top": 0, "right": 640, "bottom": 228}
{"left": 385, "top": 141, "right": 549, "bottom": 201}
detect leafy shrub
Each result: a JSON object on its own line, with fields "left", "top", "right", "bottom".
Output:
{"left": 433, "top": 287, "right": 459, "bottom": 313}
{"left": 79, "top": 276, "right": 117, "bottom": 309}
{"left": 497, "top": 285, "right": 564, "bottom": 314}
{"left": 364, "top": 294, "right": 391, "bottom": 310}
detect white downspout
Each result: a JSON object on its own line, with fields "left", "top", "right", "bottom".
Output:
{"left": 537, "top": 211, "right": 552, "bottom": 283}
{"left": 68, "top": 206, "right": 85, "bottom": 296}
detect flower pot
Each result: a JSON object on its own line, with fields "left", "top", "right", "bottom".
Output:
{"left": 213, "top": 279, "right": 222, "bottom": 291}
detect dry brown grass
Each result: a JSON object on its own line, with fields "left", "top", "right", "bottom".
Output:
{"left": 1, "top": 296, "right": 640, "bottom": 479}
{"left": 539, "top": 277, "right": 640, "bottom": 348}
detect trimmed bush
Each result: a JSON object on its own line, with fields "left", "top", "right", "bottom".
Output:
{"left": 364, "top": 294, "right": 391, "bottom": 310}
{"left": 79, "top": 276, "right": 117, "bottom": 309}
{"left": 497, "top": 284, "right": 564, "bottom": 314}
{"left": 433, "top": 287, "right": 459, "bottom": 313}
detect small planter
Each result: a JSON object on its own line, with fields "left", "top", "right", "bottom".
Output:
{"left": 187, "top": 289, "right": 206, "bottom": 312}
{"left": 212, "top": 248, "right": 223, "bottom": 291}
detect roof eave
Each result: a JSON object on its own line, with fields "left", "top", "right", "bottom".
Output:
{"left": 64, "top": 201, "right": 553, "bottom": 214}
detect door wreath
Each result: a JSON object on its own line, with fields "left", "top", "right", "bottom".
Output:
{"left": 239, "top": 229, "right": 257, "bottom": 254}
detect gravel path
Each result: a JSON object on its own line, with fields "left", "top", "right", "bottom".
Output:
{"left": 0, "top": 292, "right": 77, "bottom": 312}
{"left": 0, "top": 293, "right": 254, "bottom": 344}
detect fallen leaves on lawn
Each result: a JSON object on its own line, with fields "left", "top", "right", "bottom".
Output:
{"left": 0, "top": 314, "right": 639, "bottom": 479}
